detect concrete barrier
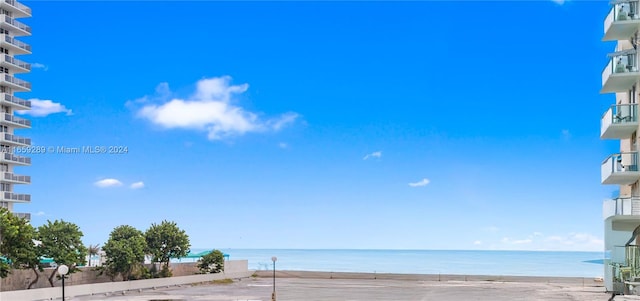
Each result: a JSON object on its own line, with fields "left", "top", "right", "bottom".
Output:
{"left": 0, "top": 260, "right": 251, "bottom": 301}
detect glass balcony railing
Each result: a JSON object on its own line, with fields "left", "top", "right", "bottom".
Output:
{"left": 604, "top": 197, "right": 640, "bottom": 219}
{"left": 4, "top": 55, "right": 30, "bottom": 71}
{"left": 14, "top": 212, "right": 30, "bottom": 220}
{"left": 604, "top": 0, "right": 640, "bottom": 40}
{"left": 2, "top": 133, "right": 30, "bottom": 145}
{"left": 2, "top": 152, "right": 29, "bottom": 164}
{"left": 3, "top": 74, "right": 30, "bottom": 90}
{"left": 2, "top": 35, "right": 30, "bottom": 53}
{"left": 602, "top": 152, "right": 640, "bottom": 184}
{"left": 3, "top": 0, "right": 31, "bottom": 16}
{"left": 602, "top": 50, "right": 640, "bottom": 93}
{"left": 2, "top": 191, "right": 29, "bottom": 202}
{"left": 4, "top": 15, "right": 30, "bottom": 34}
{"left": 3, "top": 113, "right": 30, "bottom": 127}
{"left": 2, "top": 93, "right": 30, "bottom": 108}
{"left": 3, "top": 172, "right": 29, "bottom": 183}
{"left": 601, "top": 103, "right": 639, "bottom": 138}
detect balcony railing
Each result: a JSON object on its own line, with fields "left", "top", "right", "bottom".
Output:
{"left": 1, "top": 93, "right": 30, "bottom": 108}
{"left": 601, "top": 103, "right": 639, "bottom": 139}
{"left": 4, "top": 15, "right": 30, "bottom": 34}
{"left": 604, "top": 197, "right": 640, "bottom": 219}
{"left": 3, "top": 0, "right": 31, "bottom": 16}
{"left": 2, "top": 35, "right": 30, "bottom": 52}
{"left": 2, "top": 133, "right": 30, "bottom": 145}
{"left": 3, "top": 172, "right": 29, "bottom": 183}
{"left": 3, "top": 113, "right": 30, "bottom": 127}
{"left": 4, "top": 55, "right": 30, "bottom": 71}
{"left": 602, "top": 49, "right": 640, "bottom": 93}
{"left": 2, "top": 152, "right": 29, "bottom": 164}
{"left": 3, "top": 74, "right": 30, "bottom": 90}
{"left": 14, "top": 212, "right": 30, "bottom": 220}
{"left": 2, "top": 191, "right": 29, "bottom": 202}
{"left": 604, "top": 0, "right": 640, "bottom": 40}
{"left": 602, "top": 152, "right": 640, "bottom": 184}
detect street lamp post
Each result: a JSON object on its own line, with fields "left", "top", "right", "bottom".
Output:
{"left": 271, "top": 256, "right": 277, "bottom": 301}
{"left": 58, "top": 264, "right": 69, "bottom": 301}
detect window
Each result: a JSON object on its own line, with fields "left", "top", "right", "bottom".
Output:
{"left": 1, "top": 183, "right": 12, "bottom": 191}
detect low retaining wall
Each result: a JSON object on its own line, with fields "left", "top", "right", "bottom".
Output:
{"left": 1, "top": 262, "right": 202, "bottom": 291}
{"left": 253, "top": 270, "right": 605, "bottom": 286}
{"left": 0, "top": 260, "right": 250, "bottom": 301}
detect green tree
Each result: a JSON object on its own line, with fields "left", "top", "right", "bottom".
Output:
{"left": 0, "top": 208, "right": 42, "bottom": 288}
{"left": 144, "top": 220, "right": 190, "bottom": 276}
{"left": 87, "top": 244, "right": 100, "bottom": 267}
{"left": 197, "top": 250, "right": 224, "bottom": 274}
{"left": 37, "top": 220, "right": 87, "bottom": 287}
{"left": 102, "top": 225, "right": 146, "bottom": 281}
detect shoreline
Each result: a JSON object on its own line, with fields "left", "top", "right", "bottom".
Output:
{"left": 253, "top": 270, "right": 605, "bottom": 286}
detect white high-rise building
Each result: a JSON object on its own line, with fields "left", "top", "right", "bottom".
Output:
{"left": 0, "top": 0, "right": 31, "bottom": 220}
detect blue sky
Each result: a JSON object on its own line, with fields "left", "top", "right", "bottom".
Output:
{"left": 12, "top": 0, "right": 617, "bottom": 251}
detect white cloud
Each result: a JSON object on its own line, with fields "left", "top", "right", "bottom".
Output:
{"left": 278, "top": 142, "right": 288, "bottom": 149}
{"left": 473, "top": 240, "right": 482, "bottom": 245}
{"left": 94, "top": 178, "right": 123, "bottom": 188}
{"left": 17, "top": 99, "right": 72, "bottom": 117}
{"left": 134, "top": 76, "right": 299, "bottom": 140}
{"left": 550, "top": 0, "right": 565, "bottom": 5}
{"left": 363, "top": 151, "right": 382, "bottom": 160}
{"left": 31, "top": 63, "right": 48, "bottom": 71}
{"left": 130, "top": 181, "right": 145, "bottom": 189}
{"left": 408, "top": 178, "right": 430, "bottom": 187}
{"left": 35, "top": 211, "right": 45, "bottom": 216}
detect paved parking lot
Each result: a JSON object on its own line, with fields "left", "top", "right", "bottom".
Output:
{"left": 68, "top": 276, "right": 610, "bottom": 301}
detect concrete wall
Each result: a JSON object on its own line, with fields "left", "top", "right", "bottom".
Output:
{"left": 0, "top": 260, "right": 249, "bottom": 300}
{"left": 0, "top": 262, "right": 205, "bottom": 291}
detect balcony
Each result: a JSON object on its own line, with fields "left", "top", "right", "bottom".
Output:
{"left": 602, "top": 152, "right": 640, "bottom": 184}
{"left": 0, "top": 55, "right": 30, "bottom": 73}
{"left": 0, "top": 152, "right": 29, "bottom": 165}
{"left": 3, "top": 15, "right": 30, "bottom": 37}
{"left": 601, "top": 104, "right": 639, "bottom": 139}
{"left": 604, "top": 197, "right": 640, "bottom": 220}
{"left": 14, "top": 212, "right": 30, "bottom": 220}
{"left": 2, "top": 172, "right": 29, "bottom": 184}
{"left": 0, "top": 0, "right": 31, "bottom": 18}
{"left": 0, "top": 34, "right": 30, "bottom": 55}
{"left": 1, "top": 74, "right": 30, "bottom": 92}
{"left": 602, "top": 49, "right": 640, "bottom": 93}
{"left": 0, "top": 133, "right": 29, "bottom": 146}
{"left": 604, "top": 0, "right": 640, "bottom": 41}
{"left": 1, "top": 191, "right": 30, "bottom": 203}
{"left": 0, "top": 93, "right": 30, "bottom": 110}
{"left": 1, "top": 113, "right": 29, "bottom": 128}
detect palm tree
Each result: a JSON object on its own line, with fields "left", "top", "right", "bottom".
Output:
{"left": 87, "top": 244, "right": 100, "bottom": 267}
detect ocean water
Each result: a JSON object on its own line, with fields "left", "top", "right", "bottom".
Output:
{"left": 186, "top": 249, "right": 604, "bottom": 278}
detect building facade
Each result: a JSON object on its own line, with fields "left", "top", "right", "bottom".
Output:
{"left": 0, "top": 0, "right": 30, "bottom": 220}
{"left": 602, "top": 0, "right": 640, "bottom": 294}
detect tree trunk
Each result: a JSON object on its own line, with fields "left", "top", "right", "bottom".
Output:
{"left": 47, "top": 268, "right": 56, "bottom": 287}
{"left": 27, "top": 267, "right": 39, "bottom": 289}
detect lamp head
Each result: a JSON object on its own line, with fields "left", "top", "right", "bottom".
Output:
{"left": 58, "top": 264, "right": 69, "bottom": 275}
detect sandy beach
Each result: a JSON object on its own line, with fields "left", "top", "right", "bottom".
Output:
{"left": 64, "top": 271, "right": 615, "bottom": 301}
